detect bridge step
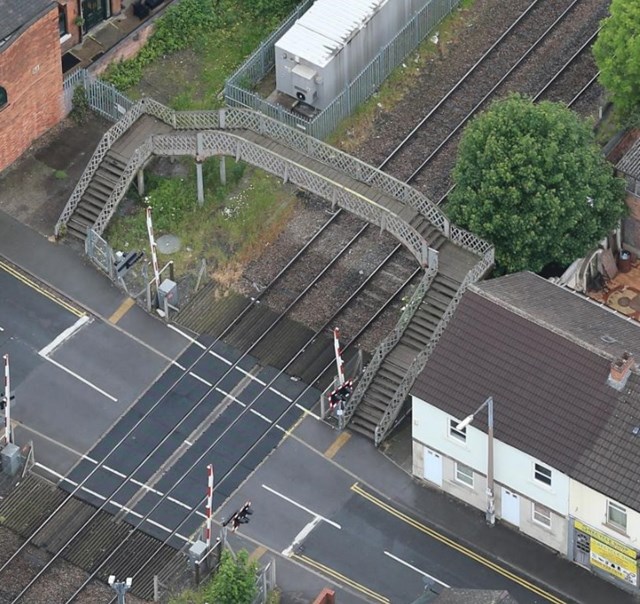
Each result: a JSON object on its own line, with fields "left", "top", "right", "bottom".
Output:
{"left": 64, "top": 149, "right": 128, "bottom": 243}
{"left": 350, "top": 271, "right": 463, "bottom": 444}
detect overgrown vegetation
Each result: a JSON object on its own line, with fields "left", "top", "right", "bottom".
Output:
{"left": 167, "top": 550, "right": 260, "bottom": 604}
{"left": 593, "top": 0, "right": 640, "bottom": 125}
{"left": 106, "top": 158, "right": 297, "bottom": 276}
{"left": 447, "top": 94, "right": 627, "bottom": 274}
{"left": 103, "top": 0, "right": 299, "bottom": 94}
{"left": 70, "top": 85, "right": 90, "bottom": 124}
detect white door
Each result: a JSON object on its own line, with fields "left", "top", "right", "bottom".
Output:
{"left": 501, "top": 488, "right": 520, "bottom": 527}
{"left": 423, "top": 448, "right": 442, "bottom": 486}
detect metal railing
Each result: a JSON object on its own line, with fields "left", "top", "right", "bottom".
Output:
{"left": 57, "top": 96, "right": 492, "bottom": 259}
{"left": 373, "top": 247, "right": 494, "bottom": 445}
{"left": 340, "top": 263, "right": 440, "bottom": 427}
{"left": 225, "top": 0, "right": 461, "bottom": 140}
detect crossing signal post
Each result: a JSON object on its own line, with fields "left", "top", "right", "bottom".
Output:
{"left": 328, "top": 379, "right": 353, "bottom": 418}
{"left": 1, "top": 354, "right": 15, "bottom": 446}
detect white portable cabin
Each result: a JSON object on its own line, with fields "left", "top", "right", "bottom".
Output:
{"left": 275, "top": 0, "right": 427, "bottom": 110}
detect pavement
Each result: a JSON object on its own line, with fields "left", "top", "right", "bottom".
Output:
{"left": 0, "top": 120, "right": 637, "bottom": 604}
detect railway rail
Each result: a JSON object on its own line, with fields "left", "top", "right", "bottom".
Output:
{"left": 378, "top": 0, "right": 608, "bottom": 200}
{"left": 0, "top": 0, "right": 611, "bottom": 599}
{"left": 0, "top": 197, "right": 420, "bottom": 603}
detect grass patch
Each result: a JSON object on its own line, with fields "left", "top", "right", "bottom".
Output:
{"left": 106, "top": 159, "right": 297, "bottom": 280}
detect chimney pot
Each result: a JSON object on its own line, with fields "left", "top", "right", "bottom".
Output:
{"left": 609, "top": 352, "right": 634, "bottom": 389}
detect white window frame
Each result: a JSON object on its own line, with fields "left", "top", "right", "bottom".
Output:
{"left": 454, "top": 462, "right": 474, "bottom": 487}
{"left": 532, "top": 502, "right": 552, "bottom": 528}
{"left": 534, "top": 462, "right": 552, "bottom": 487}
{"left": 607, "top": 500, "right": 627, "bottom": 532}
{"left": 449, "top": 418, "right": 467, "bottom": 443}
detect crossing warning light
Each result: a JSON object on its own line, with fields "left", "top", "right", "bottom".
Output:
{"left": 328, "top": 379, "right": 353, "bottom": 414}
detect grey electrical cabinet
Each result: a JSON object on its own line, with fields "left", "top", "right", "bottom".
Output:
{"left": 158, "top": 279, "right": 178, "bottom": 308}
{"left": 275, "top": 0, "right": 430, "bottom": 110}
{"left": 2, "top": 443, "right": 21, "bottom": 476}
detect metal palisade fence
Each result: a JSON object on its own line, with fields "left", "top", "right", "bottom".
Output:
{"left": 63, "top": 68, "right": 134, "bottom": 121}
{"left": 225, "top": 0, "right": 462, "bottom": 140}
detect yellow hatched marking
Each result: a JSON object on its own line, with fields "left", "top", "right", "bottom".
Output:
{"left": 324, "top": 432, "right": 351, "bottom": 459}
{"left": 350, "top": 483, "right": 565, "bottom": 604}
{"left": 0, "top": 259, "right": 83, "bottom": 318}
{"left": 249, "top": 545, "right": 268, "bottom": 562}
{"left": 293, "top": 553, "right": 390, "bottom": 603}
{"left": 109, "top": 297, "right": 136, "bottom": 324}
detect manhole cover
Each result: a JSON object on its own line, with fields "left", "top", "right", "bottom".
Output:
{"left": 157, "top": 234, "right": 181, "bottom": 254}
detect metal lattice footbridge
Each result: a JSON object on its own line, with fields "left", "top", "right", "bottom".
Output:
{"left": 56, "top": 99, "right": 494, "bottom": 445}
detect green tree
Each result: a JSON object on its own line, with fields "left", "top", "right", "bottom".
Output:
{"left": 446, "top": 94, "right": 626, "bottom": 274}
{"left": 204, "top": 550, "right": 259, "bottom": 604}
{"left": 593, "top": 0, "right": 640, "bottom": 119}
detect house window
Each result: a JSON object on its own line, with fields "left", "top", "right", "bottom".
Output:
{"left": 58, "top": 5, "right": 68, "bottom": 37}
{"left": 607, "top": 501, "right": 627, "bottom": 532}
{"left": 532, "top": 503, "right": 552, "bottom": 528}
{"left": 534, "top": 463, "right": 552, "bottom": 486}
{"left": 454, "top": 462, "right": 474, "bottom": 487}
{"left": 449, "top": 419, "right": 466, "bottom": 443}
{"left": 0, "top": 87, "right": 7, "bottom": 109}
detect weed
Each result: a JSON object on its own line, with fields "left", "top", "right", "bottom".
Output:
{"left": 53, "top": 170, "right": 68, "bottom": 180}
{"left": 70, "top": 86, "right": 90, "bottom": 125}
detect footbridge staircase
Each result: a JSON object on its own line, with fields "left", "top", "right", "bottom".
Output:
{"left": 56, "top": 99, "right": 493, "bottom": 446}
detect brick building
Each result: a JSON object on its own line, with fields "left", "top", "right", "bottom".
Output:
{"left": 0, "top": 0, "right": 64, "bottom": 172}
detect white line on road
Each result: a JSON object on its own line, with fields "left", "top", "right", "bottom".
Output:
{"left": 262, "top": 484, "right": 341, "bottom": 529}
{"left": 283, "top": 516, "right": 321, "bottom": 557}
{"left": 39, "top": 355, "right": 118, "bottom": 402}
{"left": 384, "top": 551, "right": 450, "bottom": 588}
{"left": 39, "top": 315, "right": 91, "bottom": 357}
{"left": 189, "top": 371, "right": 212, "bottom": 386}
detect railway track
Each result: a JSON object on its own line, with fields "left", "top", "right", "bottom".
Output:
{"left": 379, "top": 0, "right": 609, "bottom": 200}
{"left": 0, "top": 198, "right": 421, "bottom": 603}
{"left": 0, "top": 0, "right": 611, "bottom": 599}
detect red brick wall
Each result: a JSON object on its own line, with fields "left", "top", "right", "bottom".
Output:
{"left": 0, "top": 7, "right": 64, "bottom": 172}
{"left": 312, "top": 588, "right": 336, "bottom": 604}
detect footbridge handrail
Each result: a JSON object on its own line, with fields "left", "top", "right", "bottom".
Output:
{"left": 373, "top": 247, "right": 495, "bottom": 446}
{"left": 57, "top": 98, "right": 490, "bottom": 261}
{"left": 55, "top": 103, "right": 147, "bottom": 236}
{"left": 90, "top": 129, "right": 437, "bottom": 268}
{"left": 340, "top": 263, "right": 439, "bottom": 426}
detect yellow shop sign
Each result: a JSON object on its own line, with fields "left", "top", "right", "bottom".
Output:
{"left": 574, "top": 520, "right": 637, "bottom": 558}
{"left": 591, "top": 540, "right": 638, "bottom": 586}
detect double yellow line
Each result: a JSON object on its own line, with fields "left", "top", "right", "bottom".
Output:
{"left": 351, "top": 483, "right": 566, "bottom": 604}
{"left": 0, "top": 259, "right": 84, "bottom": 318}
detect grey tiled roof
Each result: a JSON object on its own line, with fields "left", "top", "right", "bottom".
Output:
{"left": 412, "top": 272, "right": 640, "bottom": 511}
{"left": 0, "top": 0, "right": 53, "bottom": 46}
{"left": 617, "top": 136, "right": 640, "bottom": 179}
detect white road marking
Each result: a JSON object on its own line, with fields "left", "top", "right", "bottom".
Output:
{"left": 39, "top": 315, "right": 91, "bottom": 357}
{"left": 39, "top": 355, "right": 118, "bottom": 402}
{"left": 35, "top": 462, "right": 193, "bottom": 542}
{"left": 167, "top": 324, "right": 206, "bottom": 349}
{"left": 173, "top": 361, "right": 186, "bottom": 370}
{"left": 189, "top": 371, "right": 212, "bottom": 386}
{"left": 250, "top": 409, "right": 272, "bottom": 423}
{"left": 261, "top": 484, "right": 341, "bottom": 530}
{"left": 283, "top": 516, "right": 321, "bottom": 557}
{"left": 384, "top": 551, "right": 450, "bottom": 588}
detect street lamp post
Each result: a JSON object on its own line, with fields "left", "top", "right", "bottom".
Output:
{"left": 108, "top": 576, "right": 132, "bottom": 604}
{"left": 456, "top": 396, "right": 495, "bottom": 526}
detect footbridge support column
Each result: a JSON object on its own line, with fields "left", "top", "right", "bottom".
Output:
{"left": 219, "top": 156, "right": 226, "bottom": 186}
{"left": 196, "top": 132, "right": 205, "bottom": 206}
{"left": 137, "top": 169, "right": 145, "bottom": 196}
